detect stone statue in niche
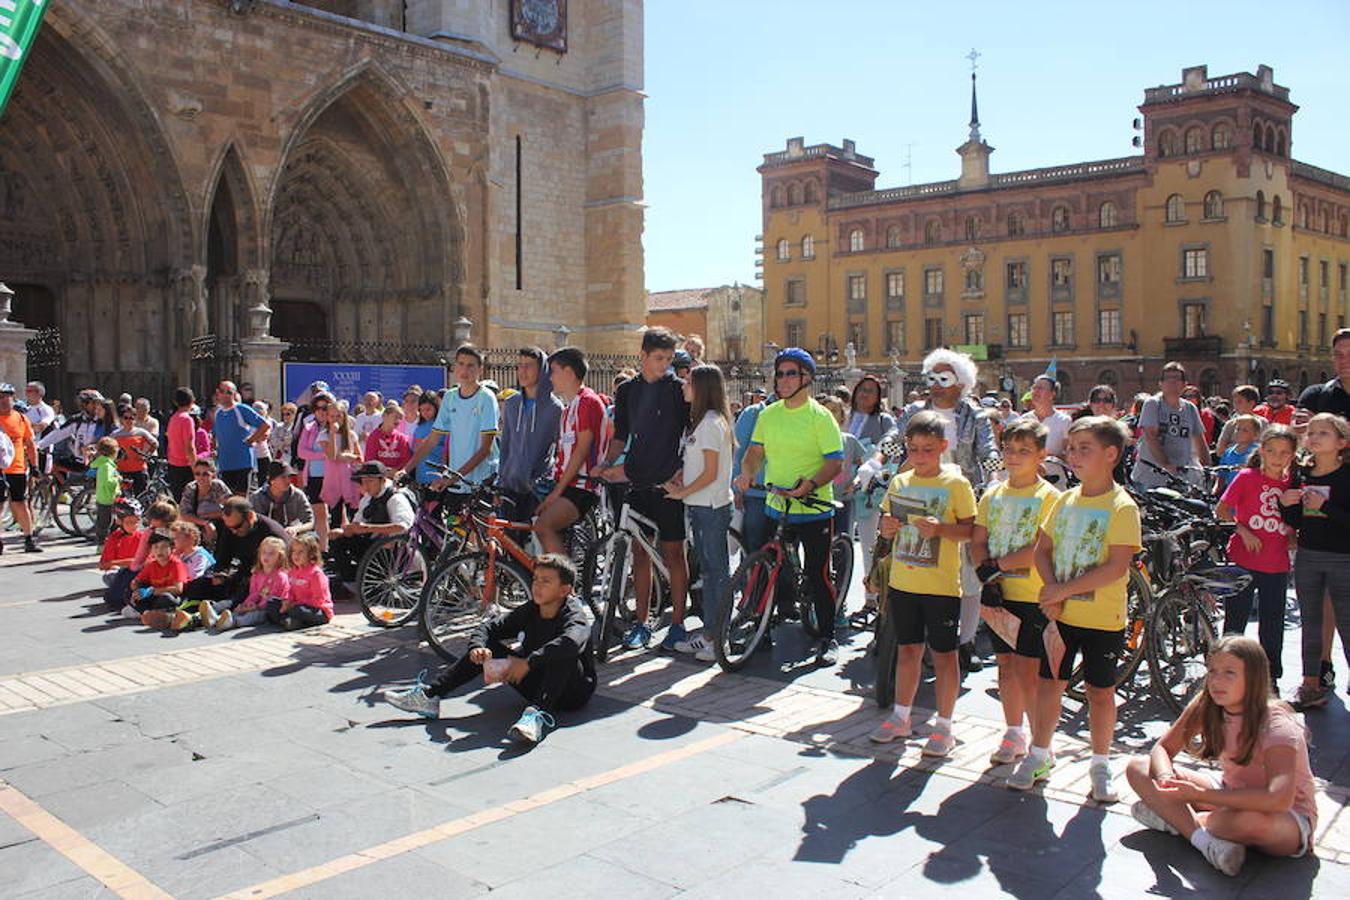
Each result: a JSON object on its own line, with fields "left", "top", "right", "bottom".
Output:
{"left": 845, "top": 342, "right": 857, "bottom": 370}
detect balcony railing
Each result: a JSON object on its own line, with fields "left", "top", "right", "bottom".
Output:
{"left": 1163, "top": 335, "right": 1222, "bottom": 358}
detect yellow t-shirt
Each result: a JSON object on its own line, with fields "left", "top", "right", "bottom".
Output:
{"left": 885, "top": 465, "right": 976, "bottom": 597}
{"left": 1043, "top": 484, "right": 1142, "bottom": 631}
{"left": 975, "top": 478, "right": 1060, "bottom": 604}
{"left": 749, "top": 398, "right": 844, "bottom": 519}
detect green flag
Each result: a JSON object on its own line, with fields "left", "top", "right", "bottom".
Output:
{"left": 0, "top": 0, "right": 49, "bottom": 118}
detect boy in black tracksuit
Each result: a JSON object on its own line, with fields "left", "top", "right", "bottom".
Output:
{"left": 384, "top": 554, "right": 595, "bottom": 743}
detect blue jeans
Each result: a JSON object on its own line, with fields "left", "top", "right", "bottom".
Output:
{"left": 689, "top": 503, "right": 733, "bottom": 638}
{"left": 740, "top": 493, "right": 771, "bottom": 555}
{"left": 1223, "top": 568, "right": 1289, "bottom": 680}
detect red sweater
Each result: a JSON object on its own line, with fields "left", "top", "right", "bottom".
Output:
{"left": 100, "top": 527, "right": 145, "bottom": 570}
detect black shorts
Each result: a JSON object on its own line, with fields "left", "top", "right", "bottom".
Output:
{"left": 989, "top": 601, "right": 1049, "bottom": 659}
{"left": 304, "top": 476, "right": 324, "bottom": 504}
{"left": 1040, "top": 621, "right": 1125, "bottom": 688}
{"left": 2, "top": 472, "right": 28, "bottom": 503}
{"left": 561, "top": 485, "right": 598, "bottom": 519}
{"left": 627, "top": 487, "right": 686, "bottom": 542}
{"left": 889, "top": 588, "right": 960, "bottom": 653}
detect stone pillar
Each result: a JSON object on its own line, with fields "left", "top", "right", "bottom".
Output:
{"left": 0, "top": 283, "right": 37, "bottom": 386}
{"left": 239, "top": 338, "right": 290, "bottom": 406}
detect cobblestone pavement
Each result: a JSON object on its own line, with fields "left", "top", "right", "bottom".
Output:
{"left": 2, "top": 532, "right": 1347, "bottom": 898}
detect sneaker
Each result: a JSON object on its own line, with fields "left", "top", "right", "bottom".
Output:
{"left": 1293, "top": 682, "right": 1329, "bottom": 711}
{"left": 384, "top": 669, "right": 439, "bottom": 719}
{"left": 508, "top": 705, "right": 556, "bottom": 744}
{"left": 1131, "top": 800, "right": 1178, "bottom": 835}
{"left": 1007, "top": 752, "right": 1055, "bottom": 791}
{"left": 216, "top": 610, "right": 235, "bottom": 632}
{"left": 170, "top": 610, "right": 193, "bottom": 632}
{"left": 959, "top": 642, "right": 983, "bottom": 674}
{"left": 816, "top": 639, "right": 839, "bottom": 667}
{"left": 24, "top": 536, "right": 42, "bottom": 553}
{"left": 139, "top": 610, "right": 172, "bottom": 629}
{"left": 922, "top": 729, "right": 957, "bottom": 758}
{"left": 1089, "top": 760, "right": 1119, "bottom": 803}
{"left": 198, "top": 600, "right": 219, "bottom": 629}
{"left": 1321, "top": 661, "right": 1336, "bottom": 690}
{"left": 990, "top": 732, "right": 1029, "bottom": 765}
{"left": 674, "top": 633, "right": 716, "bottom": 662}
{"left": 867, "top": 714, "right": 912, "bottom": 744}
{"left": 121, "top": 604, "right": 140, "bottom": 620}
{"left": 622, "top": 623, "right": 652, "bottom": 650}
{"left": 834, "top": 609, "right": 850, "bottom": 632}
{"left": 1200, "top": 834, "right": 1247, "bottom": 877}
{"left": 660, "top": 623, "right": 689, "bottom": 652}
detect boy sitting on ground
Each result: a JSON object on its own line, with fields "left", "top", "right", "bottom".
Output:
{"left": 384, "top": 553, "right": 596, "bottom": 744}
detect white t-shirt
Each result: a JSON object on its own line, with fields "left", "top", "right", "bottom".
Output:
{"left": 355, "top": 486, "right": 416, "bottom": 529}
{"left": 354, "top": 410, "right": 383, "bottom": 443}
{"left": 1021, "top": 408, "right": 1072, "bottom": 458}
{"left": 25, "top": 401, "right": 55, "bottom": 433}
{"left": 933, "top": 406, "right": 959, "bottom": 464}
{"left": 681, "top": 411, "right": 733, "bottom": 508}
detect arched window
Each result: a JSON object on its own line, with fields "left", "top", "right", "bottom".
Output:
{"left": 1165, "top": 194, "right": 1185, "bottom": 223}
{"left": 1203, "top": 191, "right": 1224, "bottom": 220}
{"left": 1158, "top": 130, "right": 1177, "bottom": 158}
{"left": 1199, "top": 368, "right": 1220, "bottom": 398}
{"left": 1006, "top": 211, "right": 1024, "bottom": 236}
{"left": 803, "top": 181, "right": 819, "bottom": 203}
{"left": 1256, "top": 190, "right": 1266, "bottom": 220}
{"left": 801, "top": 234, "right": 814, "bottom": 259}
{"left": 776, "top": 238, "right": 790, "bottom": 261}
{"left": 1276, "top": 131, "right": 1286, "bottom": 157}
{"left": 1184, "top": 127, "right": 1204, "bottom": 154}
{"left": 1098, "top": 201, "right": 1118, "bottom": 229}
{"left": 1211, "top": 123, "right": 1231, "bottom": 150}
{"left": 924, "top": 220, "right": 941, "bottom": 244}
{"left": 1273, "top": 195, "right": 1283, "bottom": 224}
{"left": 965, "top": 217, "right": 980, "bottom": 241}
{"left": 886, "top": 225, "right": 901, "bottom": 249}
{"left": 1265, "top": 125, "right": 1275, "bottom": 153}
{"left": 770, "top": 186, "right": 785, "bottom": 207}
{"left": 1299, "top": 205, "right": 1309, "bottom": 229}
{"left": 849, "top": 228, "right": 864, "bottom": 252}
{"left": 965, "top": 269, "right": 984, "bottom": 292}
{"left": 1052, "top": 206, "right": 1070, "bottom": 233}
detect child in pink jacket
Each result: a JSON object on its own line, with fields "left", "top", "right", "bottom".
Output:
{"left": 278, "top": 534, "right": 333, "bottom": 629}
{"left": 211, "top": 537, "right": 289, "bottom": 632}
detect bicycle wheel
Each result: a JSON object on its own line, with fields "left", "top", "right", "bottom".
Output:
{"left": 715, "top": 549, "right": 778, "bottom": 671}
{"left": 355, "top": 534, "right": 428, "bottom": 627}
{"left": 50, "top": 477, "right": 79, "bottom": 536}
{"left": 595, "top": 533, "right": 631, "bottom": 663}
{"left": 69, "top": 486, "right": 96, "bottom": 537}
{"left": 1065, "top": 565, "right": 1153, "bottom": 702}
{"left": 1146, "top": 591, "right": 1217, "bottom": 715}
{"left": 420, "top": 551, "right": 533, "bottom": 662}
{"left": 873, "top": 595, "right": 899, "bottom": 707}
{"left": 28, "top": 478, "right": 55, "bottom": 536}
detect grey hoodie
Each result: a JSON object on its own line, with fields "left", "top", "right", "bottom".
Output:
{"left": 497, "top": 348, "right": 563, "bottom": 495}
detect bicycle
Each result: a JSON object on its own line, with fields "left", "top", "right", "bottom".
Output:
{"left": 713, "top": 486, "right": 842, "bottom": 671}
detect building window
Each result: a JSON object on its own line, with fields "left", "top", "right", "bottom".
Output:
{"left": 1052, "top": 206, "right": 1070, "bottom": 233}
{"left": 1299, "top": 257, "right": 1309, "bottom": 301}
{"left": 801, "top": 234, "right": 814, "bottom": 259}
{"left": 1203, "top": 191, "right": 1224, "bottom": 220}
{"left": 1182, "top": 248, "right": 1209, "bottom": 279}
{"left": 1276, "top": 131, "right": 1286, "bottom": 156}
{"left": 1007, "top": 211, "right": 1024, "bottom": 236}
{"left": 924, "top": 267, "right": 944, "bottom": 297}
{"left": 1256, "top": 191, "right": 1266, "bottom": 221}
{"left": 770, "top": 186, "right": 785, "bottom": 207}
{"left": 886, "top": 320, "right": 906, "bottom": 355}
{"left": 849, "top": 229, "right": 864, "bottom": 253}
{"left": 804, "top": 181, "right": 819, "bottom": 203}
{"left": 964, "top": 313, "right": 985, "bottom": 345}
{"left": 1051, "top": 310, "right": 1075, "bottom": 346}
{"left": 885, "top": 271, "right": 905, "bottom": 311}
{"left": 1098, "top": 308, "right": 1122, "bottom": 345}
{"left": 1320, "top": 259, "right": 1330, "bottom": 289}
{"left": 1253, "top": 122, "right": 1263, "bottom": 149}
{"left": 965, "top": 217, "right": 980, "bottom": 241}
{"left": 1051, "top": 257, "right": 1073, "bottom": 288}
{"left": 1264, "top": 249, "right": 1275, "bottom": 279}
{"left": 925, "top": 220, "right": 941, "bottom": 244}
{"left": 776, "top": 239, "right": 790, "bottom": 261}
{"left": 1097, "top": 253, "right": 1122, "bottom": 285}
{"left": 1184, "top": 127, "right": 1204, "bottom": 154}
{"left": 786, "top": 320, "right": 804, "bottom": 347}
{"left": 1273, "top": 195, "right": 1283, "bottom": 224}
{"left": 1299, "top": 205, "right": 1309, "bottom": 229}
{"left": 847, "top": 274, "right": 866, "bottom": 313}
{"left": 1006, "top": 261, "right": 1028, "bottom": 290}
{"left": 1158, "top": 130, "right": 1176, "bottom": 158}
{"left": 923, "top": 317, "right": 944, "bottom": 350}
{"left": 1182, "top": 302, "right": 1207, "bottom": 338}
{"left": 1262, "top": 305, "right": 1274, "bottom": 345}
{"left": 1008, "top": 313, "right": 1029, "bottom": 348}
{"left": 848, "top": 321, "right": 867, "bottom": 355}
{"left": 1098, "top": 201, "right": 1118, "bottom": 229}
{"left": 789, "top": 183, "right": 803, "bottom": 205}
{"left": 785, "top": 278, "right": 806, "bottom": 306}
{"left": 886, "top": 225, "right": 901, "bottom": 249}
{"left": 1212, "top": 123, "right": 1231, "bottom": 150}
{"left": 1165, "top": 194, "right": 1185, "bottom": 223}
{"left": 1319, "top": 312, "right": 1328, "bottom": 348}
{"left": 1299, "top": 310, "right": 1309, "bottom": 347}
{"left": 1340, "top": 263, "right": 1347, "bottom": 291}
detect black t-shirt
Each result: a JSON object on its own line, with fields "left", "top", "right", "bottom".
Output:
{"left": 612, "top": 374, "right": 689, "bottom": 486}
{"left": 1297, "top": 379, "right": 1350, "bottom": 419}
{"left": 472, "top": 595, "right": 596, "bottom": 688}
{"left": 1280, "top": 464, "right": 1350, "bottom": 554}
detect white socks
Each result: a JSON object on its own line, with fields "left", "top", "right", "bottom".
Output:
{"left": 1028, "top": 745, "right": 1051, "bottom": 763}
{"left": 893, "top": 703, "right": 911, "bottom": 721}
{"left": 935, "top": 716, "right": 953, "bottom": 734}
{"left": 1005, "top": 725, "right": 1027, "bottom": 742}
{"left": 1190, "top": 827, "right": 1215, "bottom": 853}
{"left": 1091, "top": 753, "right": 1110, "bottom": 768}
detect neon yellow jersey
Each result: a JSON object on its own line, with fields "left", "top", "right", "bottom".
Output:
{"left": 885, "top": 465, "right": 976, "bottom": 597}
{"left": 1043, "top": 484, "right": 1142, "bottom": 631}
{"left": 975, "top": 478, "right": 1059, "bottom": 604}
{"left": 749, "top": 399, "right": 843, "bottom": 519}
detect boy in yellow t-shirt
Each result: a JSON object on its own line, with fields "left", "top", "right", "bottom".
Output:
{"left": 971, "top": 419, "right": 1059, "bottom": 768}
{"left": 869, "top": 411, "right": 976, "bottom": 758}
{"left": 1012, "top": 416, "right": 1142, "bottom": 802}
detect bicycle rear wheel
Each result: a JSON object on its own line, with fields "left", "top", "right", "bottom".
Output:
{"left": 873, "top": 596, "right": 899, "bottom": 707}
{"left": 355, "top": 534, "right": 428, "bottom": 627}
{"left": 715, "top": 549, "right": 778, "bottom": 671}
{"left": 420, "top": 551, "right": 533, "bottom": 662}
{"left": 69, "top": 486, "right": 96, "bottom": 538}
{"left": 1146, "top": 591, "right": 1217, "bottom": 714}
{"left": 1065, "top": 565, "right": 1152, "bottom": 703}
{"left": 27, "top": 478, "right": 54, "bottom": 536}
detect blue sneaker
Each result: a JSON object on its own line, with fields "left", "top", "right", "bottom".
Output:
{"left": 385, "top": 669, "right": 440, "bottom": 719}
{"left": 622, "top": 623, "right": 652, "bottom": 650}
{"left": 660, "top": 623, "right": 689, "bottom": 651}
{"left": 508, "top": 706, "right": 556, "bottom": 744}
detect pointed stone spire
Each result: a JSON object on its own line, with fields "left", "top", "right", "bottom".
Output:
{"left": 969, "top": 70, "right": 981, "bottom": 142}
{"left": 956, "top": 50, "right": 993, "bottom": 190}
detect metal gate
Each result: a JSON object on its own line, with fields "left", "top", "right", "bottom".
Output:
{"left": 190, "top": 334, "right": 241, "bottom": 404}
{"left": 25, "top": 327, "right": 64, "bottom": 401}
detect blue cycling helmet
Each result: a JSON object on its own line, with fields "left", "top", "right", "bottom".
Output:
{"left": 774, "top": 346, "right": 816, "bottom": 375}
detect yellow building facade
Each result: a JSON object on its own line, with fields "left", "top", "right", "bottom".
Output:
{"left": 759, "top": 65, "right": 1349, "bottom": 401}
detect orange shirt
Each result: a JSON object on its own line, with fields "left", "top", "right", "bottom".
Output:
{"left": 0, "top": 411, "right": 33, "bottom": 474}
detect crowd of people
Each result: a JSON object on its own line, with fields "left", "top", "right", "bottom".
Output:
{"left": 2, "top": 324, "right": 1346, "bottom": 878}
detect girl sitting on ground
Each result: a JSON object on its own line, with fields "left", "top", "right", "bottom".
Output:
{"left": 270, "top": 534, "right": 332, "bottom": 630}
{"left": 1125, "top": 635, "right": 1317, "bottom": 877}
{"left": 210, "top": 536, "right": 289, "bottom": 632}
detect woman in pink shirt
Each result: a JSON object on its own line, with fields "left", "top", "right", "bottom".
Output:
{"left": 279, "top": 534, "right": 332, "bottom": 627}
{"left": 165, "top": 388, "right": 199, "bottom": 502}
{"left": 364, "top": 406, "right": 413, "bottom": 470}
{"left": 1125, "top": 636, "right": 1318, "bottom": 877}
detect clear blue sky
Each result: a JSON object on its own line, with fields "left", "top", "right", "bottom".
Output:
{"left": 641, "top": 0, "right": 1350, "bottom": 293}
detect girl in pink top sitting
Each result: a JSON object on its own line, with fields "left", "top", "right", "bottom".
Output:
{"left": 277, "top": 534, "right": 332, "bottom": 629}
{"left": 212, "top": 536, "right": 289, "bottom": 632}
{"left": 365, "top": 406, "right": 413, "bottom": 471}
{"left": 1126, "top": 636, "right": 1318, "bottom": 877}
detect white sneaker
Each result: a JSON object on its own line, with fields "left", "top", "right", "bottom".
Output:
{"left": 1007, "top": 752, "right": 1054, "bottom": 791}
{"left": 868, "top": 714, "right": 912, "bottom": 744}
{"left": 120, "top": 605, "right": 139, "bottom": 620}
{"left": 673, "top": 633, "right": 717, "bottom": 663}
{"left": 990, "top": 731, "right": 1029, "bottom": 765}
{"left": 1130, "top": 800, "right": 1178, "bottom": 835}
{"left": 1200, "top": 835, "right": 1246, "bottom": 877}
{"left": 1089, "top": 760, "right": 1119, "bottom": 803}
{"left": 385, "top": 669, "right": 439, "bottom": 719}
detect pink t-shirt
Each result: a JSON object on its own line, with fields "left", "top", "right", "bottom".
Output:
{"left": 287, "top": 563, "right": 333, "bottom": 619}
{"left": 167, "top": 410, "right": 196, "bottom": 467}
{"left": 365, "top": 428, "right": 413, "bottom": 471}
{"left": 1220, "top": 705, "right": 1318, "bottom": 837}
{"left": 242, "top": 569, "right": 290, "bottom": 612}
{"left": 1220, "top": 468, "right": 1292, "bottom": 573}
